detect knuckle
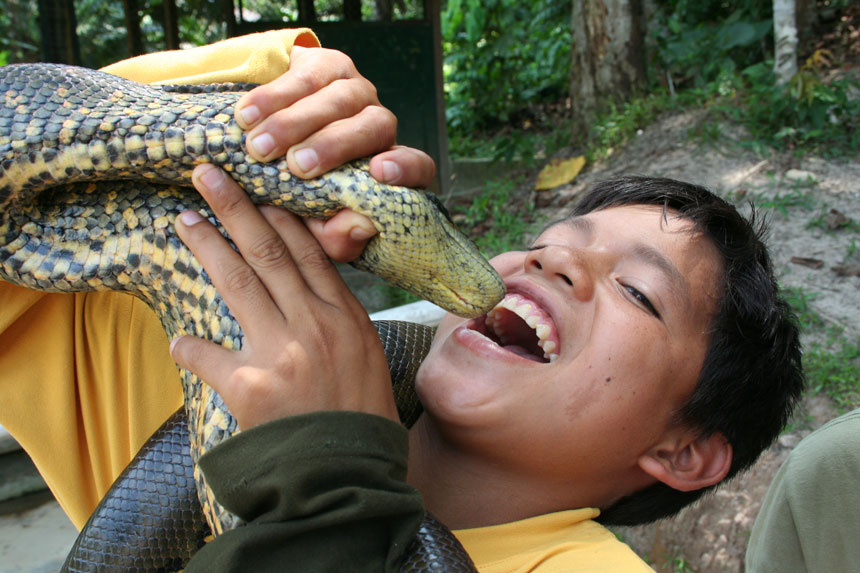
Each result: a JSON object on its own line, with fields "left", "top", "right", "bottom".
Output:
{"left": 355, "top": 110, "right": 396, "bottom": 149}
{"left": 365, "top": 103, "right": 394, "bottom": 125}
{"left": 290, "top": 66, "right": 326, "bottom": 94}
{"left": 185, "top": 341, "right": 208, "bottom": 369}
{"left": 212, "top": 185, "right": 248, "bottom": 220}
{"left": 319, "top": 48, "right": 357, "bottom": 77}
{"left": 221, "top": 263, "right": 260, "bottom": 294}
{"left": 295, "top": 245, "right": 334, "bottom": 272}
{"left": 246, "top": 234, "right": 289, "bottom": 269}
{"left": 328, "top": 79, "right": 364, "bottom": 117}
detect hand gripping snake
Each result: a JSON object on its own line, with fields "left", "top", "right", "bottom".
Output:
{"left": 0, "top": 63, "right": 505, "bottom": 571}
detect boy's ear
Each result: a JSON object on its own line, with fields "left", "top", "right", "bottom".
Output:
{"left": 637, "top": 430, "right": 732, "bottom": 492}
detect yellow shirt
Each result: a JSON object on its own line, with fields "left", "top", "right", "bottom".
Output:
{"left": 455, "top": 509, "right": 653, "bottom": 572}
{"left": 0, "top": 28, "right": 318, "bottom": 529}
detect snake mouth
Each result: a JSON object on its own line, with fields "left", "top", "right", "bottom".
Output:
{"left": 470, "top": 293, "right": 559, "bottom": 363}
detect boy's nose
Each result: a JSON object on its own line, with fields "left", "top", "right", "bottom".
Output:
{"left": 524, "top": 246, "right": 594, "bottom": 301}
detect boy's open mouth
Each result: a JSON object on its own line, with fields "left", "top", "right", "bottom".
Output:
{"left": 469, "top": 293, "right": 559, "bottom": 363}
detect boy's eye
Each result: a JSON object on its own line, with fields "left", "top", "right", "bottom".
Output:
{"left": 623, "top": 284, "right": 661, "bottom": 319}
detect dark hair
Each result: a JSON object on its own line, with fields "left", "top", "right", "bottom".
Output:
{"left": 569, "top": 176, "right": 804, "bottom": 526}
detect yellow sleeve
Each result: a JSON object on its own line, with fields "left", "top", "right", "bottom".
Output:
{"left": 0, "top": 29, "right": 319, "bottom": 529}
{"left": 102, "top": 28, "right": 319, "bottom": 85}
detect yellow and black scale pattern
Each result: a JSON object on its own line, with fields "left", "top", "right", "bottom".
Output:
{"left": 0, "top": 63, "right": 504, "bottom": 537}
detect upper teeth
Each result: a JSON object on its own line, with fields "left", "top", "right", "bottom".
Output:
{"left": 485, "top": 295, "right": 559, "bottom": 362}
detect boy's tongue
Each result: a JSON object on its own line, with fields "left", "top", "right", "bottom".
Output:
{"left": 502, "top": 344, "right": 545, "bottom": 362}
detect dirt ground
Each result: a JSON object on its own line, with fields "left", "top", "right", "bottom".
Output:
{"left": 528, "top": 107, "right": 860, "bottom": 571}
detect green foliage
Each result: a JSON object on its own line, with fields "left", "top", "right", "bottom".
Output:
{"left": 75, "top": 0, "right": 130, "bottom": 69}
{"left": 454, "top": 176, "right": 542, "bottom": 258}
{"left": 784, "top": 285, "right": 860, "bottom": 412}
{"left": 587, "top": 90, "right": 680, "bottom": 160}
{"left": 442, "top": 0, "right": 571, "bottom": 140}
{"left": 805, "top": 336, "right": 860, "bottom": 411}
{"left": 756, "top": 186, "right": 816, "bottom": 218}
{"left": 719, "top": 58, "right": 860, "bottom": 156}
{"left": 451, "top": 127, "right": 570, "bottom": 169}
{"left": 648, "top": 1, "right": 772, "bottom": 89}
{"left": 0, "top": 0, "right": 39, "bottom": 63}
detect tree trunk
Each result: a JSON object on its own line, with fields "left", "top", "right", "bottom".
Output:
{"left": 223, "top": 0, "right": 237, "bottom": 37}
{"left": 569, "top": 0, "right": 645, "bottom": 138}
{"left": 123, "top": 0, "right": 145, "bottom": 57}
{"left": 163, "top": 0, "right": 180, "bottom": 50}
{"left": 38, "top": 0, "right": 81, "bottom": 64}
{"left": 345, "top": 0, "right": 362, "bottom": 21}
{"left": 298, "top": 0, "right": 317, "bottom": 23}
{"left": 773, "top": 0, "right": 798, "bottom": 86}
{"left": 375, "top": 0, "right": 393, "bottom": 21}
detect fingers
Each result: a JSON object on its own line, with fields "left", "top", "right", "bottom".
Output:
{"left": 235, "top": 46, "right": 358, "bottom": 130}
{"left": 369, "top": 145, "right": 437, "bottom": 188}
{"left": 174, "top": 199, "right": 282, "bottom": 341}
{"left": 169, "top": 335, "right": 237, "bottom": 398}
{"left": 256, "top": 204, "right": 352, "bottom": 305}
{"left": 235, "top": 46, "right": 398, "bottom": 178}
{"left": 173, "top": 165, "right": 398, "bottom": 430}
{"left": 304, "top": 210, "right": 377, "bottom": 263}
{"left": 185, "top": 165, "right": 337, "bottom": 331}
{"left": 283, "top": 105, "right": 397, "bottom": 178}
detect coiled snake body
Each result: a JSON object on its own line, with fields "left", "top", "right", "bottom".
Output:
{"left": 0, "top": 63, "right": 503, "bottom": 570}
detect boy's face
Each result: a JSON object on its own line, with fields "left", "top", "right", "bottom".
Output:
{"left": 415, "top": 204, "right": 724, "bottom": 502}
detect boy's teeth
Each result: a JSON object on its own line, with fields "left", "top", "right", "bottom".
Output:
{"left": 486, "top": 295, "right": 558, "bottom": 362}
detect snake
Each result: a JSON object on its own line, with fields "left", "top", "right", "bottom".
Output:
{"left": 0, "top": 62, "right": 505, "bottom": 570}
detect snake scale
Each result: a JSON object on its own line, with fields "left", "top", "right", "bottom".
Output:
{"left": 1, "top": 63, "right": 503, "bottom": 570}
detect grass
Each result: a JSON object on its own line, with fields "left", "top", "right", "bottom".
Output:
{"left": 756, "top": 187, "right": 817, "bottom": 218}
{"left": 454, "top": 175, "right": 544, "bottom": 258}
{"left": 783, "top": 285, "right": 860, "bottom": 412}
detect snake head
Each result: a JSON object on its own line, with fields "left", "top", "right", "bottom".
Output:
{"left": 319, "top": 163, "right": 505, "bottom": 317}
{"left": 349, "top": 184, "right": 506, "bottom": 318}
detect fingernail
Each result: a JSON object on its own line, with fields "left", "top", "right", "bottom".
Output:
{"left": 294, "top": 147, "right": 319, "bottom": 174}
{"left": 179, "top": 210, "right": 204, "bottom": 226}
{"left": 199, "top": 165, "right": 225, "bottom": 189}
{"left": 238, "top": 104, "right": 261, "bottom": 127}
{"left": 169, "top": 337, "right": 180, "bottom": 354}
{"left": 249, "top": 132, "right": 276, "bottom": 158}
{"left": 350, "top": 223, "right": 376, "bottom": 241}
{"left": 381, "top": 160, "right": 401, "bottom": 183}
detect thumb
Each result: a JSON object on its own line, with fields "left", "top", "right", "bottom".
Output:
{"left": 169, "top": 335, "right": 237, "bottom": 396}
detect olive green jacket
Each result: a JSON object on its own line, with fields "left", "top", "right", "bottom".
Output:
{"left": 185, "top": 411, "right": 425, "bottom": 572}
{"left": 746, "top": 408, "right": 860, "bottom": 572}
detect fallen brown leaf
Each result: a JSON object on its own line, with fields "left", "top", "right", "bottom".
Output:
{"left": 824, "top": 208, "right": 851, "bottom": 230}
{"left": 790, "top": 256, "right": 825, "bottom": 269}
{"left": 832, "top": 264, "right": 860, "bottom": 277}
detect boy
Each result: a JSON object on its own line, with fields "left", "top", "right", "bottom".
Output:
{"left": 166, "top": 164, "right": 804, "bottom": 570}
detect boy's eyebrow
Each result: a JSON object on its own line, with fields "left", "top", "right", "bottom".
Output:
{"left": 630, "top": 242, "right": 691, "bottom": 310}
{"left": 558, "top": 216, "right": 594, "bottom": 236}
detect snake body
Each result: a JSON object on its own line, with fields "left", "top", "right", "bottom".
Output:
{"left": 0, "top": 63, "right": 497, "bottom": 569}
